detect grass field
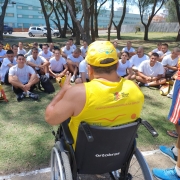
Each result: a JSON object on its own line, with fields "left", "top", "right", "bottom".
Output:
{"left": 0, "top": 32, "right": 178, "bottom": 175}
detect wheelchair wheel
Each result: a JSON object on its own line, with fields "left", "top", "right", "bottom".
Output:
{"left": 51, "top": 142, "right": 73, "bottom": 180}
{"left": 112, "top": 148, "right": 153, "bottom": 180}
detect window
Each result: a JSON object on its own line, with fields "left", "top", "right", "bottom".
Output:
{"left": 31, "top": 27, "right": 36, "bottom": 30}
{"left": 18, "top": 14, "right": 22, "bottom": 17}
{"left": 17, "top": 6, "right": 22, "bottom": 9}
{"left": 28, "top": 6, "right": 33, "bottom": 10}
{"left": 37, "top": 28, "right": 42, "bottom": 30}
{"left": 38, "top": 16, "right": 42, "bottom": 18}
{"left": 6, "top": 13, "right": 14, "bottom": 17}
{"left": 29, "top": 15, "right": 33, "bottom": 18}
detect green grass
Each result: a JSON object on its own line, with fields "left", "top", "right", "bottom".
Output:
{"left": 0, "top": 32, "right": 178, "bottom": 174}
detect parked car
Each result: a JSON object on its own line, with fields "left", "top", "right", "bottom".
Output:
{"left": 3, "top": 25, "right": 13, "bottom": 34}
{"left": 40, "top": 26, "right": 59, "bottom": 37}
{"left": 28, "top": 26, "right": 47, "bottom": 37}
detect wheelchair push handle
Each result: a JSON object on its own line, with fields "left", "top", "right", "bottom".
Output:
{"left": 141, "top": 120, "right": 159, "bottom": 137}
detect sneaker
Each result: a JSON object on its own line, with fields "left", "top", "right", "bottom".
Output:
{"left": 29, "top": 93, "right": 39, "bottom": 100}
{"left": 159, "top": 146, "right": 177, "bottom": 164}
{"left": 17, "top": 93, "right": 25, "bottom": 102}
{"left": 167, "top": 93, "right": 173, "bottom": 99}
{"left": 137, "top": 82, "right": 144, "bottom": 87}
{"left": 70, "top": 75, "right": 75, "bottom": 83}
{"left": 152, "top": 167, "right": 180, "bottom": 180}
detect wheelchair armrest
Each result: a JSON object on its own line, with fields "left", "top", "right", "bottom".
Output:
{"left": 141, "top": 120, "right": 159, "bottom": 137}
{"left": 80, "top": 122, "right": 94, "bottom": 142}
{"left": 61, "top": 118, "right": 74, "bottom": 145}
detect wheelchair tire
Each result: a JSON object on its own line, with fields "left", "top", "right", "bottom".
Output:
{"left": 112, "top": 148, "right": 153, "bottom": 180}
{"left": 51, "top": 141, "right": 73, "bottom": 180}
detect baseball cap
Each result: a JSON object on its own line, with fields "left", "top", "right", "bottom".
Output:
{"left": 85, "top": 41, "right": 118, "bottom": 67}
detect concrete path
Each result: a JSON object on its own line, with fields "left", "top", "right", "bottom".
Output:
{"left": 0, "top": 150, "right": 175, "bottom": 180}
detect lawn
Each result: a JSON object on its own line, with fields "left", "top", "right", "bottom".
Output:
{"left": 0, "top": 32, "right": 178, "bottom": 175}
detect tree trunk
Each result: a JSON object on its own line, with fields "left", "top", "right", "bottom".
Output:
{"left": 107, "top": 0, "right": 114, "bottom": 41}
{"left": 144, "top": 25, "right": 149, "bottom": 41}
{"left": 116, "top": 0, "right": 127, "bottom": 40}
{"left": 53, "top": 8, "right": 63, "bottom": 37}
{"left": 173, "top": 0, "right": 180, "bottom": 41}
{"left": 0, "top": 0, "right": 9, "bottom": 41}
{"left": 90, "top": 0, "right": 95, "bottom": 42}
{"left": 176, "top": 29, "right": 180, "bottom": 41}
{"left": 94, "top": 1, "right": 99, "bottom": 38}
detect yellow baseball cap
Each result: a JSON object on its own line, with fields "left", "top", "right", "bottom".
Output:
{"left": 85, "top": 41, "right": 118, "bottom": 67}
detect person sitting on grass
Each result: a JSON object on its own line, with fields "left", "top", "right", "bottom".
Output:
{"left": 122, "top": 41, "right": 136, "bottom": 58}
{"left": 113, "top": 41, "right": 121, "bottom": 58}
{"left": 38, "top": 44, "right": 53, "bottom": 61}
{"left": 80, "top": 41, "right": 88, "bottom": 58}
{"left": 11, "top": 44, "right": 18, "bottom": 59}
{"left": 17, "top": 42, "right": 26, "bottom": 55}
{"left": 0, "top": 42, "right": 7, "bottom": 66}
{"left": 0, "top": 50, "right": 16, "bottom": 84}
{"left": 49, "top": 49, "right": 68, "bottom": 78}
{"left": 45, "top": 41, "right": 144, "bottom": 149}
{"left": 61, "top": 41, "right": 74, "bottom": 59}
{"left": 129, "top": 46, "right": 149, "bottom": 72}
{"left": 148, "top": 42, "right": 162, "bottom": 56}
{"left": 67, "top": 48, "right": 84, "bottom": 82}
{"left": 161, "top": 47, "right": 180, "bottom": 79}
{"left": 48, "top": 43, "right": 55, "bottom": 52}
{"left": 75, "top": 59, "right": 89, "bottom": 84}
{"left": 9, "top": 54, "right": 39, "bottom": 101}
{"left": 116, "top": 52, "right": 134, "bottom": 80}
{"left": 27, "top": 47, "right": 50, "bottom": 78}
{"left": 157, "top": 43, "right": 171, "bottom": 62}
{"left": 152, "top": 59, "right": 180, "bottom": 179}
{"left": 69, "top": 38, "right": 76, "bottom": 50}
{"left": 25, "top": 42, "right": 42, "bottom": 58}
{"left": 136, "top": 52, "right": 166, "bottom": 87}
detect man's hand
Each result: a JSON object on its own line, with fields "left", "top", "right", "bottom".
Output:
{"left": 24, "top": 83, "right": 31, "bottom": 91}
{"left": 62, "top": 71, "right": 72, "bottom": 91}
{"left": 145, "top": 76, "right": 151, "bottom": 81}
{"left": 75, "top": 62, "right": 79, "bottom": 67}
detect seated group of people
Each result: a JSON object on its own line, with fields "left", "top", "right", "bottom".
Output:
{"left": 114, "top": 41, "right": 180, "bottom": 91}
{"left": 0, "top": 39, "right": 179, "bottom": 101}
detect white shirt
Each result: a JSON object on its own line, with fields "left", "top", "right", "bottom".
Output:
{"left": 122, "top": 47, "right": 136, "bottom": 53}
{"left": 138, "top": 60, "right": 164, "bottom": 77}
{"left": 130, "top": 54, "right": 149, "bottom": 69}
{"left": 9, "top": 64, "right": 35, "bottom": 84}
{"left": 71, "top": 44, "right": 76, "bottom": 50}
{"left": 117, "top": 60, "right": 131, "bottom": 76}
{"left": 18, "top": 47, "right": 26, "bottom": 55}
{"left": 0, "top": 58, "right": 16, "bottom": 82}
{"left": 0, "top": 49, "right": 7, "bottom": 62}
{"left": 38, "top": 51, "right": 53, "bottom": 60}
{"left": 27, "top": 55, "right": 46, "bottom": 70}
{"left": 162, "top": 54, "right": 179, "bottom": 72}
{"left": 49, "top": 56, "right": 66, "bottom": 72}
{"left": 62, "top": 46, "right": 74, "bottom": 56}
{"left": 80, "top": 46, "right": 88, "bottom": 57}
{"left": 79, "top": 60, "right": 89, "bottom": 79}
{"left": 156, "top": 50, "right": 171, "bottom": 57}
{"left": 152, "top": 48, "right": 159, "bottom": 53}
{"left": 67, "top": 54, "right": 84, "bottom": 63}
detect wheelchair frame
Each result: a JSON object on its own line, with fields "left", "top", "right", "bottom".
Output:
{"left": 50, "top": 118, "right": 158, "bottom": 180}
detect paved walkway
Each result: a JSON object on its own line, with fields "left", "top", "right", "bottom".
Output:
{"left": 0, "top": 150, "right": 175, "bottom": 180}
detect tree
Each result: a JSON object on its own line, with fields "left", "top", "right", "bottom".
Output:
{"left": 113, "top": 0, "right": 127, "bottom": 40}
{"left": 173, "top": 0, "right": 180, "bottom": 41}
{"left": 165, "top": 0, "right": 178, "bottom": 22}
{"left": 94, "top": 0, "right": 108, "bottom": 37}
{"left": 107, "top": 0, "right": 114, "bottom": 41}
{"left": 137, "top": 0, "right": 166, "bottom": 40}
{"left": 39, "top": 0, "right": 54, "bottom": 42}
{"left": 0, "top": 0, "right": 9, "bottom": 41}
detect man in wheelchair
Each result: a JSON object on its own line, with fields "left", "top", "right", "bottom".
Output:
{"left": 45, "top": 41, "right": 150, "bottom": 180}
{"left": 45, "top": 41, "right": 144, "bottom": 147}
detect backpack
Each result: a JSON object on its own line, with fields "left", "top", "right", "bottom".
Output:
{"left": 38, "top": 75, "right": 55, "bottom": 93}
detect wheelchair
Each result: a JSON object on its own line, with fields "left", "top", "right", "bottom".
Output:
{"left": 50, "top": 118, "right": 158, "bottom": 180}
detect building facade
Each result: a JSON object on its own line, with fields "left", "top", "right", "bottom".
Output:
{"left": 1, "top": 0, "right": 148, "bottom": 29}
